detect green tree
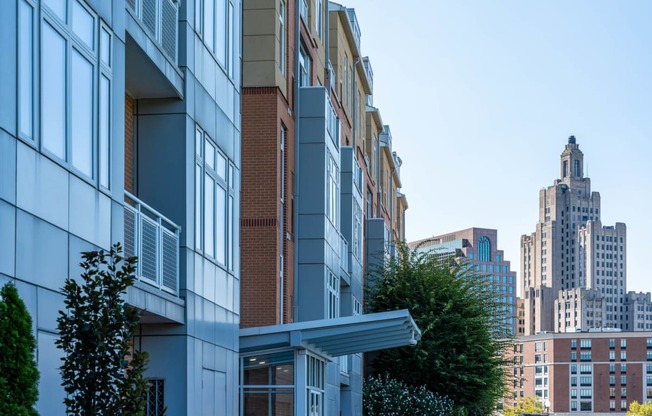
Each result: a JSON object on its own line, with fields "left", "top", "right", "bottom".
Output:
{"left": 363, "top": 373, "right": 454, "bottom": 416}
{"left": 628, "top": 401, "right": 652, "bottom": 416}
{"left": 367, "top": 244, "right": 511, "bottom": 415}
{"left": 504, "top": 397, "right": 546, "bottom": 416}
{"left": 0, "top": 283, "right": 40, "bottom": 416}
{"left": 56, "top": 243, "right": 150, "bottom": 415}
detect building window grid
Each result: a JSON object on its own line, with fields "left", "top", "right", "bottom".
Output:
{"left": 39, "top": 0, "right": 113, "bottom": 187}
{"left": 195, "top": 126, "right": 235, "bottom": 269}
{"left": 326, "top": 271, "right": 339, "bottom": 319}
{"left": 326, "top": 152, "right": 339, "bottom": 227}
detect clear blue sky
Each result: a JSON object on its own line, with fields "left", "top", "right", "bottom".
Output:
{"left": 342, "top": 0, "right": 652, "bottom": 294}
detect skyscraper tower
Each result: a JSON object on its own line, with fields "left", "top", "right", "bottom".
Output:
{"left": 521, "top": 137, "right": 627, "bottom": 335}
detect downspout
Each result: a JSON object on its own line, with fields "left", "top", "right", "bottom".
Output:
{"left": 293, "top": 0, "right": 301, "bottom": 322}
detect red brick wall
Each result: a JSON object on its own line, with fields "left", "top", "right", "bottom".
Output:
{"left": 240, "top": 87, "right": 296, "bottom": 328}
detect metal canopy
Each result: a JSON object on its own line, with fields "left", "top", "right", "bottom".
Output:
{"left": 240, "top": 309, "right": 421, "bottom": 359}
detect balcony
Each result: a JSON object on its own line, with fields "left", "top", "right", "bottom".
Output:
{"left": 124, "top": 191, "right": 180, "bottom": 295}
{"left": 126, "top": 0, "right": 178, "bottom": 63}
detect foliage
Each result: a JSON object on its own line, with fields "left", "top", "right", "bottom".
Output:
{"left": 504, "top": 397, "right": 546, "bottom": 416}
{"left": 366, "top": 244, "right": 512, "bottom": 415}
{"left": 56, "top": 243, "right": 150, "bottom": 415}
{"left": 0, "top": 283, "right": 40, "bottom": 416}
{"left": 363, "top": 373, "right": 454, "bottom": 416}
{"left": 628, "top": 401, "right": 652, "bottom": 416}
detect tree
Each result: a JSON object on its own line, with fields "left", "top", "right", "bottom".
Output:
{"left": 0, "top": 283, "right": 40, "bottom": 415}
{"left": 366, "top": 244, "right": 511, "bottom": 415}
{"left": 628, "top": 401, "right": 652, "bottom": 416}
{"left": 504, "top": 397, "right": 546, "bottom": 416}
{"left": 56, "top": 243, "right": 150, "bottom": 415}
{"left": 363, "top": 373, "right": 454, "bottom": 416}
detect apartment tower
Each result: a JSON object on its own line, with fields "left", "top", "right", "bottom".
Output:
{"left": 521, "top": 137, "right": 628, "bottom": 335}
{"left": 240, "top": 1, "right": 417, "bottom": 416}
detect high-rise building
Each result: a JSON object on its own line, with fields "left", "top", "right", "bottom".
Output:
{"left": 1, "top": 0, "right": 242, "bottom": 414}
{"left": 239, "top": 2, "right": 418, "bottom": 416}
{"left": 410, "top": 228, "right": 518, "bottom": 335}
{"left": 521, "top": 137, "right": 629, "bottom": 335}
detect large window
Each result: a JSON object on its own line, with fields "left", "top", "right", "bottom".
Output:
{"left": 327, "top": 271, "right": 339, "bottom": 319}
{"left": 242, "top": 351, "right": 294, "bottom": 416}
{"left": 299, "top": 43, "right": 311, "bottom": 86}
{"left": 478, "top": 236, "right": 491, "bottom": 262}
{"left": 326, "top": 152, "right": 339, "bottom": 226}
{"left": 18, "top": 0, "right": 34, "bottom": 139}
{"left": 195, "top": 126, "right": 235, "bottom": 269}
{"left": 279, "top": 0, "right": 286, "bottom": 74}
{"left": 195, "top": 0, "right": 235, "bottom": 77}
{"left": 40, "top": 0, "right": 112, "bottom": 187}
{"left": 307, "top": 355, "right": 325, "bottom": 416}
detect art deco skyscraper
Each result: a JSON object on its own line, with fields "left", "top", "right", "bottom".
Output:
{"left": 521, "top": 137, "right": 627, "bottom": 335}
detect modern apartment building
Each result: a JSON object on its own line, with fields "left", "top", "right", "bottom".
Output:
{"left": 409, "top": 228, "right": 518, "bottom": 335}
{"left": 1, "top": 0, "right": 242, "bottom": 414}
{"left": 239, "top": 1, "right": 417, "bottom": 416}
{"left": 509, "top": 331, "right": 652, "bottom": 414}
{"left": 521, "top": 137, "right": 631, "bottom": 335}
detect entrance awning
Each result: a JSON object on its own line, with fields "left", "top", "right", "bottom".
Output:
{"left": 240, "top": 309, "right": 421, "bottom": 358}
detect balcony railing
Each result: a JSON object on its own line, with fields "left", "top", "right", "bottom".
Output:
{"left": 126, "top": 0, "right": 178, "bottom": 64}
{"left": 124, "top": 191, "right": 180, "bottom": 295}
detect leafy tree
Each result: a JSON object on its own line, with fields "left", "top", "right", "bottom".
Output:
{"left": 0, "top": 283, "right": 40, "bottom": 415}
{"left": 363, "top": 373, "right": 454, "bottom": 416}
{"left": 504, "top": 397, "right": 546, "bottom": 416}
{"left": 367, "top": 244, "right": 511, "bottom": 415}
{"left": 628, "top": 401, "right": 652, "bottom": 416}
{"left": 56, "top": 243, "right": 150, "bottom": 415}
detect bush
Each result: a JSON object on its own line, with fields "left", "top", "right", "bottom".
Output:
{"left": 0, "top": 283, "right": 39, "bottom": 416}
{"left": 364, "top": 374, "right": 454, "bottom": 416}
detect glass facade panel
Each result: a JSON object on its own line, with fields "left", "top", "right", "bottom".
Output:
{"left": 71, "top": 49, "right": 93, "bottom": 177}
{"left": 205, "top": 175, "right": 215, "bottom": 257}
{"left": 72, "top": 0, "right": 94, "bottom": 50}
{"left": 216, "top": 185, "right": 226, "bottom": 264}
{"left": 99, "top": 75, "right": 110, "bottom": 188}
{"left": 42, "top": 23, "right": 66, "bottom": 159}
{"left": 19, "top": 0, "right": 33, "bottom": 139}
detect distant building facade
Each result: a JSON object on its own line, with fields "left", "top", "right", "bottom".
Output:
{"left": 410, "top": 228, "right": 517, "bottom": 335}
{"left": 509, "top": 331, "right": 652, "bottom": 414}
{"left": 521, "top": 137, "right": 632, "bottom": 335}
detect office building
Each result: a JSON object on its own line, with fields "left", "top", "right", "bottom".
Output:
{"left": 1, "top": 0, "right": 242, "bottom": 414}
{"left": 410, "top": 228, "right": 518, "bottom": 335}
{"left": 240, "top": 1, "right": 417, "bottom": 416}
{"left": 521, "top": 137, "right": 631, "bottom": 335}
{"left": 509, "top": 331, "right": 652, "bottom": 414}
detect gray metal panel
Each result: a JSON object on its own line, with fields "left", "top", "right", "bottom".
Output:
{"left": 0, "top": 201, "right": 15, "bottom": 277}
{"left": 15, "top": 210, "right": 68, "bottom": 292}
{"left": 69, "top": 175, "right": 112, "bottom": 249}
{"left": 16, "top": 144, "right": 70, "bottom": 230}
{"left": 0, "top": 131, "right": 16, "bottom": 204}
{"left": 36, "top": 331, "right": 66, "bottom": 416}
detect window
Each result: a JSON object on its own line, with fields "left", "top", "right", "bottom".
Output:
{"left": 621, "top": 375, "right": 627, "bottom": 385}
{"left": 478, "top": 236, "right": 491, "bottom": 262}
{"left": 18, "top": 0, "right": 34, "bottom": 140}
{"left": 580, "top": 339, "right": 591, "bottom": 349}
{"left": 299, "top": 43, "right": 311, "bottom": 86}
{"left": 326, "top": 152, "right": 339, "bottom": 226}
{"left": 195, "top": 126, "right": 234, "bottom": 268}
{"left": 610, "top": 350, "right": 615, "bottom": 361}
{"left": 316, "top": 0, "right": 323, "bottom": 39}
{"left": 279, "top": 0, "right": 285, "bottom": 74}
{"left": 621, "top": 400, "right": 628, "bottom": 411}
{"left": 574, "top": 159, "right": 580, "bottom": 176}
{"left": 621, "top": 339, "right": 627, "bottom": 348}
{"left": 352, "top": 200, "right": 362, "bottom": 261}
{"left": 41, "top": 0, "right": 112, "bottom": 185}
{"left": 571, "top": 339, "right": 577, "bottom": 349}
{"left": 241, "top": 351, "right": 295, "bottom": 416}
{"left": 327, "top": 271, "right": 339, "bottom": 319}
{"left": 580, "top": 364, "right": 591, "bottom": 374}
{"left": 146, "top": 379, "right": 165, "bottom": 416}
{"left": 580, "top": 352, "right": 591, "bottom": 361}
{"left": 196, "top": 0, "right": 230, "bottom": 71}
{"left": 621, "top": 351, "right": 627, "bottom": 361}
{"left": 307, "top": 355, "right": 325, "bottom": 416}
{"left": 563, "top": 160, "right": 568, "bottom": 177}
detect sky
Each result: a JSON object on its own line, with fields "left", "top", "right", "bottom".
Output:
{"left": 340, "top": 0, "right": 652, "bottom": 294}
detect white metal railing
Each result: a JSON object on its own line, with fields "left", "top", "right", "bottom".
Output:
{"left": 124, "top": 191, "right": 180, "bottom": 295}
{"left": 126, "top": 0, "right": 178, "bottom": 64}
